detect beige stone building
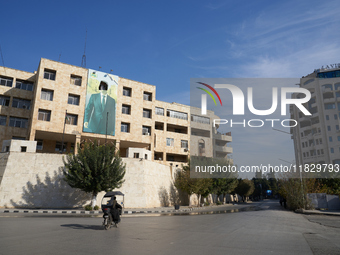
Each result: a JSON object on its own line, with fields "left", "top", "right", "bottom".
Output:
{"left": 0, "top": 58, "right": 232, "bottom": 165}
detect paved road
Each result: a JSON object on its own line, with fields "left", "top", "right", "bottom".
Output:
{"left": 1, "top": 200, "right": 339, "bottom": 255}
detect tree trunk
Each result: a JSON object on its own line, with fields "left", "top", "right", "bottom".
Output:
{"left": 197, "top": 194, "right": 201, "bottom": 207}
{"left": 91, "top": 193, "right": 97, "bottom": 208}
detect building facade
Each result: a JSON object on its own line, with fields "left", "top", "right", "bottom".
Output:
{"left": 290, "top": 65, "right": 340, "bottom": 165}
{"left": 0, "top": 58, "right": 232, "bottom": 166}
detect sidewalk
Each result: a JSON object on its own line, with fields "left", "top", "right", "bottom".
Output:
{"left": 0, "top": 203, "right": 254, "bottom": 216}
{"left": 296, "top": 208, "right": 340, "bottom": 217}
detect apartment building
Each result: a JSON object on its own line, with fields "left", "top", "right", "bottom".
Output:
{"left": 0, "top": 58, "right": 232, "bottom": 165}
{"left": 290, "top": 65, "right": 340, "bottom": 165}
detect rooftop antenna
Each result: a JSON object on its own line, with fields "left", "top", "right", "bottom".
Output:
{"left": 110, "top": 69, "right": 113, "bottom": 74}
{"left": 58, "top": 52, "right": 62, "bottom": 62}
{"left": 81, "top": 29, "right": 87, "bottom": 68}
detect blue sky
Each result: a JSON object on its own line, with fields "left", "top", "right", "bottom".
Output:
{"left": 1, "top": 0, "right": 340, "bottom": 173}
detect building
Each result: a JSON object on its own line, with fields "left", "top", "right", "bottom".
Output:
{"left": 290, "top": 65, "right": 340, "bottom": 165}
{"left": 0, "top": 58, "right": 232, "bottom": 166}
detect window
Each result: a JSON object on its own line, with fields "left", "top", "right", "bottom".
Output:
{"left": 21, "top": 146, "right": 27, "bottom": 152}
{"left": 142, "top": 126, "right": 151, "bottom": 135}
{"left": 166, "top": 138, "right": 174, "bottom": 147}
{"left": 123, "top": 87, "right": 131, "bottom": 97}
{"left": 12, "top": 136, "right": 25, "bottom": 140}
{"left": 329, "top": 136, "right": 333, "bottom": 142}
{"left": 16, "top": 80, "right": 33, "bottom": 91}
{"left": 133, "top": 153, "right": 139, "bottom": 158}
{"left": 326, "top": 115, "right": 329, "bottom": 120}
{"left": 336, "top": 125, "right": 340, "bottom": 131}
{"left": 66, "top": 113, "right": 78, "bottom": 125}
{"left": 41, "top": 89, "right": 54, "bottom": 101}
{"left": 38, "top": 109, "right": 51, "bottom": 121}
{"left": 36, "top": 140, "right": 43, "bottom": 150}
{"left": 198, "top": 139, "right": 205, "bottom": 156}
{"left": 55, "top": 141, "right": 67, "bottom": 152}
{"left": 143, "top": 92, "right": 152, "bottom": 101}
{"left": 167, "top": 155, "right": 174, "bottom": 161}
{"left": 143, "top": 109, "right": 151, "bottom": 118}
{"left": 12, "top": 98, "right": 31, "bottom": 110}
{"left": 328, "top": 126, "right": 331, "bottom": 131}
{"left": 121, "top": 122, "right": 130, "bottom": 133}
{"left": 122, "top": 104, "right": 131, "bottom": 115}
{"left": 324, "top": 103, "right": 335, "bottom": 110}
{"left": 145, "top": 154, "right": 148, "bottom": 160}
{"left": 70, "top": 143, "right": 75, "bottom": 153}
{"left": 0, "top": 75, "right": 13, "bottom": 87}
{"left": 331, "top": 148, "right": 334, "bottom": 153}
{"left": 155, "top": 107, "right": 164, "bottom": 116}
{"left": 0, "top": 96, "right": 10, "bottom": 106}
{"left": 68, "top": 94, "right": 80, "bottom": 105}
{"left": 0, "top": 115, "right": 6, "bottom": 126}
{"left": 44, "top": 69, "right": 56, "bottom": 80}
{"left": 338, "top": 136, "right": 340, "bottom": 142}
{"left": 335, "top": 114, "right": 338, "bottom": 120}
{"left": 70, "top": 75, "right": 82, "bottom": 86}
{"left": 322, "top": 84, "right": 333, "bottom": 91}
{"left": 335, "top": 83, "right": 340, "bottom": 90}
{"left": 9, "top": 117, "right": 28, "bottom": 128}
{"left": 181, "top": 140, "right": 188, "bottom": 149}
{"left": 191, "top": 115, "right": 210, "bottom": 124}
{"left": 167, "top": 110, "right": 188, "bottom": 120}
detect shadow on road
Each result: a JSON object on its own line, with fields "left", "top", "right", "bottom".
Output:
{"left": 60, "top": 224, "right": 104, "bottom": 231}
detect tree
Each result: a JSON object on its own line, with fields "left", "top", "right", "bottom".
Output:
{"left": 211, "top": 178, "right": 238, "bottom": 203}
{"left": 174, "top": 160, "right": 212, "bottom": 206}
{"left": 63, "top": 141, "right": 126, "bottom": 208}
{"left": 234, "top": 179, "right": 255, "bottom": 202}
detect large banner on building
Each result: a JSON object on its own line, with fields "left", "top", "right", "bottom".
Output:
{"left": 83, "top": 69, "right": 118, "bottom": 136}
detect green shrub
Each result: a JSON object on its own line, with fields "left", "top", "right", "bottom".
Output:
{"left": 94, "top": 205, "right": 99, "bottom": 210}
{"left": 84, "top": 204, "right": 93, "bottom": 211}
{"left": 216, "top": 201, "right": 222, "bottom": 205}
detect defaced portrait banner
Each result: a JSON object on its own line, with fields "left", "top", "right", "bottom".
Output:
{"left": 83, "top": 69, "right": 118, "bottom": 136}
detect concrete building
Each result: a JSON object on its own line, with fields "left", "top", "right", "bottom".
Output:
{"left": 0, "top": 58, "right": 232, "bottom": 165}
{"left": 0, "top": 58, "right": 233, "bottom": 208}
{"left": 290, "top": 64, "right": 340, "bottom": 165}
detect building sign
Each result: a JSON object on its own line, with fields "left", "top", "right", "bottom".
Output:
{"left": 83, "top": 69, "right": 118, "bottom": 136}
{"left": 314, "top": 63, "right": 340, "bottom": 72}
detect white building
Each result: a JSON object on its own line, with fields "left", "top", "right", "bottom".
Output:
{"left": 290, "top": 65, "right": 340, "bottom": 165}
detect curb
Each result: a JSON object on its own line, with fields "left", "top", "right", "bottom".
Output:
{"left": 0, "top": 206, "right": 211, "bottom": 215}
{"left": 0, "top": 204, "right": 245, "bottom": 216}
{"left": 295, "top": 209, "right": 340, "bottom": 217}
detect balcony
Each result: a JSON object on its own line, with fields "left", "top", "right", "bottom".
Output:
{"left": 214, "top": 132, "right": 232, "bottom": 142}
{"left": 214, "top": 145, "right": 233, "bottom": 154}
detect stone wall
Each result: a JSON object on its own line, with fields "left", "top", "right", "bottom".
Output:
{"left": 0, "top": 152, "right": 179, "bottom": 209}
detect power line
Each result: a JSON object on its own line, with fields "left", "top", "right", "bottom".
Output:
{"left": 0, "top": 44, "right": 6, "bottom": 73}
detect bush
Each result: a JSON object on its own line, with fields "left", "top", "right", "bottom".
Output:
{"left": 216, "top": 201, "right": 222, "bottom": 205}
{"left": 84, "top": 204, "right": 93, "bottom": 211}
{"left": 94, "top": 205, "right": 99, "bottom": 210}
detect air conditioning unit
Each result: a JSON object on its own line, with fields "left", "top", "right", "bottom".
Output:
{"left": 143, "top": 132, "right": 150, "bottom": 136}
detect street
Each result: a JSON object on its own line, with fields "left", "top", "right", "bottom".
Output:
{"left": 1, "top": 200, "right": 339, "bottom": 255}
